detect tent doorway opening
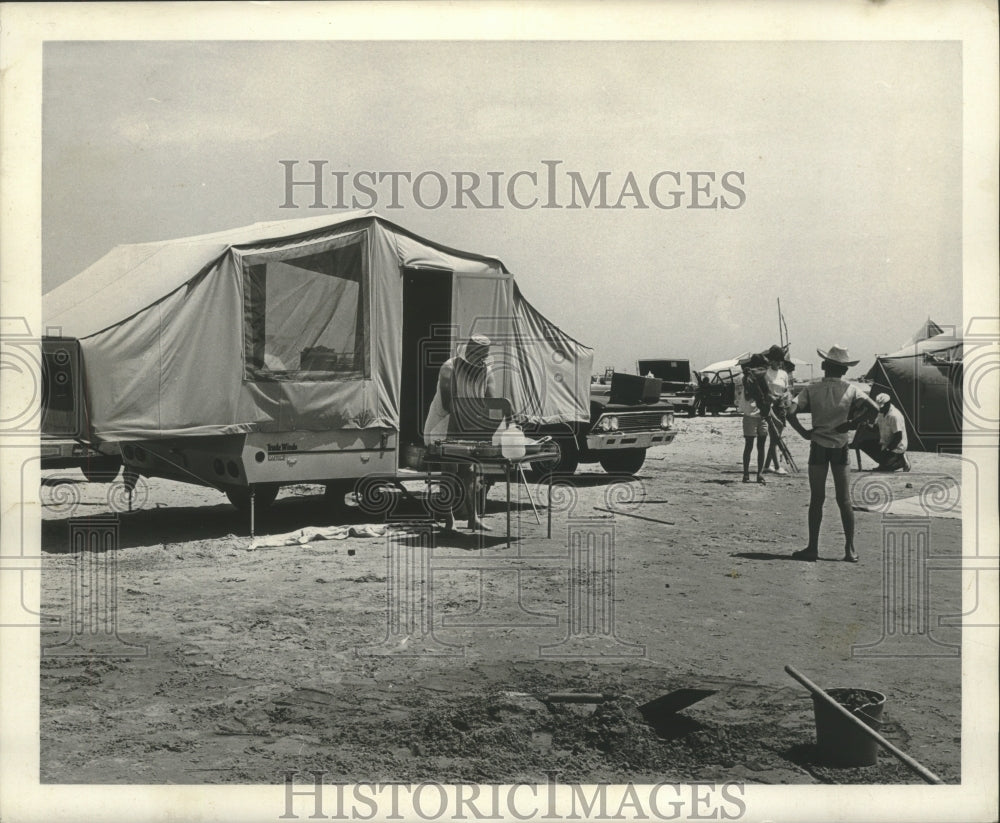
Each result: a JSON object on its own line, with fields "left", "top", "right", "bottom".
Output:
{"left": 400, "top": 269, "right": 453, "bottom": 466}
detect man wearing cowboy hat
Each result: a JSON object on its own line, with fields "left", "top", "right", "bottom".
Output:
{"left": 856, "top": 392, "right": 911, "bottom": 472}
{"left": 787, "top": 344, "right": 881, "bottom": 563}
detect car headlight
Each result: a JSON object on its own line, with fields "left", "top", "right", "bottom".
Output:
{"left": 609, "top": 416, "right": 620, "bottom": 430}
{"left": 660, "top": 413, "right": 673, "bottom": 429}
{"left": 599, "top": 417, "right": 613, "bottom": 432}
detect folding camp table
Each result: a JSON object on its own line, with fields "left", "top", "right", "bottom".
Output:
{"left": 423, "top": 442, "right": 561, "bottom": 548}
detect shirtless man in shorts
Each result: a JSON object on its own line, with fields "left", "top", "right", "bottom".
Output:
{"left": 787, "top": 345, "right": 880, "bottom": 563}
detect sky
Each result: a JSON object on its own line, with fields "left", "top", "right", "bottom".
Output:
{"left": 42, "top": 40, "right": 963, "bottom": 376}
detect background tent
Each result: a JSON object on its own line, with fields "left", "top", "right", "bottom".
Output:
{"left": 786, "top": 356, "right": 814, "bottom": 380}
{"left": 865, "top": 332, "right": 963, "bottom": 452}
{"left": 899, "top": 317, "right": 947, "bottom": 349}
{"left": 700, "top": 350, "right": 813, "bottom": 382}
{"left": 43, "top": 211, "right": 593, "bottom": 443}
{"left": 697, "top": 353, "right": 751, "bottom": 377}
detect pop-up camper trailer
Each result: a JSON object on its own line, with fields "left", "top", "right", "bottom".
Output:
{"left": 42, "top": 211, "right": 593, "bottom": 510}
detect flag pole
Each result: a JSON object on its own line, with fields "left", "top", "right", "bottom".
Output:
{"left": 777, "top": 298, "right": 783, "bottom": 348}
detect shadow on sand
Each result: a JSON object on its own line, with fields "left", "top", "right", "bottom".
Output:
{"left": 41, "top": 487, "right": 537, "bottom": 553}
{"left": 731, "top": 551, "right": 844, "bottom": 563}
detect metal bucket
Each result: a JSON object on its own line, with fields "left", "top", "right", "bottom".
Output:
{"left": 812, "top": 687, "right": 886, "bottom": 766}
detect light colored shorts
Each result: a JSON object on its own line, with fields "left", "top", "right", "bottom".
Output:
{"left": 742, "top": 415, "right": 767, "bottom": 438}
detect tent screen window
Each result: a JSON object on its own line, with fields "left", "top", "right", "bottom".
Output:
{"left": 242, "top": 237, "right": 367, "bottom": 380}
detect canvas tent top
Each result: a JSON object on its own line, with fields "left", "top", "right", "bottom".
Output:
{"left": 697, "top": 354, "right": 751, "bottom": 376}
{"left": 898, "top": 317, "right": 947, "bottom": 350}
{"left": 865, "top": 331, "right": 963, "bottom": 452}
{"left": 45, "top": 211, "right": 509, "bottom": 340}
{"left": 43, "top": 211, "right": 593, "bottom": 441}
{"left": 785, "top": 356, "right": 814, "bottom": 379}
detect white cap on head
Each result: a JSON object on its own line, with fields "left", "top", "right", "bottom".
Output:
{"left": 875, "top": 392, "right": 891, "bottom": 406}
{"left": 462, "top": 334, "right": 491, "bottom": 365}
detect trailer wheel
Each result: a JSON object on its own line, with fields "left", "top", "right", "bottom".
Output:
{"left": 225, "top": 483, "right": 279, "bottom": 513}
{"left": 80, "top": 456, "right": 122, "bottom": 483}
{"left": 598, "top": 448, "right": 647, "bottom": 475}
{"left": 529, "top": 435, "right": 579, "bottom": 479}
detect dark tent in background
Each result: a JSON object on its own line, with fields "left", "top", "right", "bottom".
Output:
{"left": 899, "top": 317, "right": 946, "bottom": 349}
{"left": 865, "top": 329, "right": 963, "bottom": 453}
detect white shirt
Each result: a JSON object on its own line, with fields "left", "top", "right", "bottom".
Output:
{"left": 766, "top": 367, "right": 789, "bottom": 399}
{"left": 734, "top": 379, "right": 759, "bottom": 417}
{"left": 877, "top": 406, "right": 908, "bottom": 453}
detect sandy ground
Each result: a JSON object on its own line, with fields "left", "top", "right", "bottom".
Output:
{"left": 38, "top": 413, "right": 962, "bottom": 785}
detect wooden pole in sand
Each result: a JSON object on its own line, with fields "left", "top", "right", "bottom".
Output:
{"left": 778, "top": 298, "right": 784, "bottom": 348}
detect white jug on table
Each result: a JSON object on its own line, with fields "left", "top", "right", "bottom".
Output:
{"left": 498, "top": 419, "right": 526, "bottom": 460}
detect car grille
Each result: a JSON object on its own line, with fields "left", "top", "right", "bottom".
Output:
{"left": 594, "top": 411, "right": 666, "bottom": 433}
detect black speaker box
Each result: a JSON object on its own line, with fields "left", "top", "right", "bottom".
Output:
{"left": 610, "top": 373, "right": 662, "bottom": 405}
{"left": 41, "top": 338, "right": 84, "bottom": 436}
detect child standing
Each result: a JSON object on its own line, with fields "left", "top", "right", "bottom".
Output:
{"left": 736, "top": 354, "right": 770, "bottom": 484}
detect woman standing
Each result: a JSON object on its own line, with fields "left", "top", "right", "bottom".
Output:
{"left": 736, "top": 353, "right": 770, "bottom": 485}
{"left": 762, "top": 344, "right": 790, "bottom": 475}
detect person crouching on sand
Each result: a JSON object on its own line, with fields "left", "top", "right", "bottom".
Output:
{"left": 786, "top": 345, "right": 881, "bottom": 563}
{"left": 865, "top": 392, "right": 912, "bottom": 473}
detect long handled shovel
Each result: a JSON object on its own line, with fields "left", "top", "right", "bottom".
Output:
{"left": 785, "top": 665, "right": 943, "bottom": 784}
